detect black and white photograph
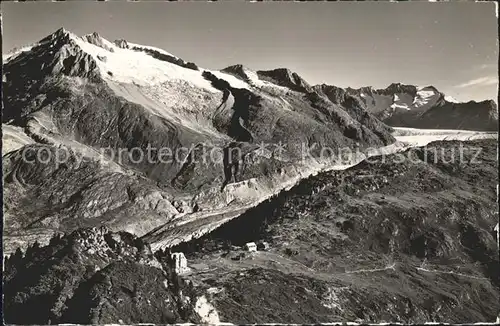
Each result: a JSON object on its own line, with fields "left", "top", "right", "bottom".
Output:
{"left": 1, "top": 1, "right": 499, "bottom": 324}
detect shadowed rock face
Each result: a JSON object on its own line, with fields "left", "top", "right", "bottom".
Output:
{"left": 408, "top": 99, "right": 499, "bottom": 131}
{"left": 256, "top": 68, "right": 314, "bottom": 93}
{"left": 3, "top": 29, "right": 100, "bottom": 123}
{"left": 2, "top": 28, "right": 395, "bottom": 252}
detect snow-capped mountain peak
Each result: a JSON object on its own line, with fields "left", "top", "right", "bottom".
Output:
{"left": 413, "top": 86, "right": 442, "bottom": 108}
{"left": 3, "top": 27, "right": 70, "bottom": 63}
{"left": 338, "top": 82, "right": 496, "bottom": 130}
{"left": 70, "top": 32, "right": 218, "bottom": 91}
{"left": 444, "top": 95, "right": 459, "bottom": 103}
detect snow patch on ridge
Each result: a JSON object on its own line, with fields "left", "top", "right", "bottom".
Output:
{"left": 445, "top": 95, "right": 459, "bottom": 103}
{"left": 210, "top": 70, "right": 250, "bottom": 89}
{"left": 390, "top": 94, "right": 410, "bottom": 110}
{"left": 67, "top": 32, "right": 237, "bottom": 139}
{"left": 217, "top": 65, "right": 292, "bottom": 94}
{"left": 243, "top": 67, "right": 290, "bottom": 93}
{"left": 3, "top": 45, "right": 35, "bottom": 63}
{"left": 390, "top": 103, "right": 410, "bottom": 110}
{"left": 413, "top": 87, "right": 440, "bottom": 108}
{"left": 72, "top": 34, "right": 219, "bottom": 92}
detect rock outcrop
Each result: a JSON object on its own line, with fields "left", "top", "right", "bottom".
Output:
{"left": 3, "top": 227, "right": 205, "bottom": 324}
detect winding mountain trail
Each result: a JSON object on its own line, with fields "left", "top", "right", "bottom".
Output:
{"left": 345, "top": 262, "right": 397, "bottom": 274}
{"left": 415, "top": 267, "right": 489, "bottom": 280}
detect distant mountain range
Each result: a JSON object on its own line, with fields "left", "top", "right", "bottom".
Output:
{"left": 342, "top": 83, "right": 498, "bottom": 131}
{"left": 217, "top": 64, "right": 498, "bottom": 132}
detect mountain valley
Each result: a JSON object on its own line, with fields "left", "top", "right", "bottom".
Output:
{"left": 2, "top": 28, "right": 498, "bottom": 324}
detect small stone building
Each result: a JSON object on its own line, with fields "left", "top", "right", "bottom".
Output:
{"left": 245, "top": 242, "right": 257, "bottom": 252}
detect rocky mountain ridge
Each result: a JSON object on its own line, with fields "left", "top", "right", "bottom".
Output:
{"left": 340, "top": 83, "right": 498, "bottom": 131}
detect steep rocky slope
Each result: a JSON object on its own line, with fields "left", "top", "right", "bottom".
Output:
{"left": 2, "top": 28, "right": 395, "bottom": 253}
{"left": 169, "top": 139, "right": 499, "bottom": 323}
{"left": 333, "top": 83, "right": 498, "bottom": 131}
{"left": 411, "top": 99, "right": 498, "bottom": 131}
{"left": 3, "top": 227, "right": 211, "bottom": 324}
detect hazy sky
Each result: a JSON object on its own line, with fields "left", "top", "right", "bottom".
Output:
{"left": 2, "top": 1, "right": 498, "bottom": 102}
